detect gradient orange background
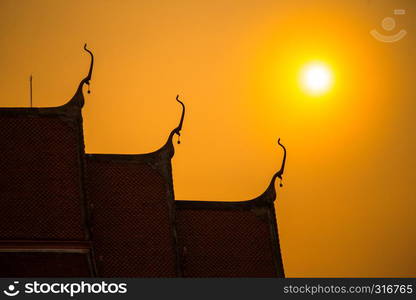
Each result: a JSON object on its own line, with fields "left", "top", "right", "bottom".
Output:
{"left": 1, "top": 0, "right": 415, "bottom": 277}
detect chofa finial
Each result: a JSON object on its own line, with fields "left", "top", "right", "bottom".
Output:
{"left": 83, "top": 43, "right": 94, "bottom": 94}
{"left": 276, "top": 138, "right": 286, "bottom": 187}
{"left": 251, "top": 138, "right": 287, "bottom": 204}
{"left": 173, "top": 95, "right": 185, "bottom": 144}
{"left": 67, "top": 44, "right": 94, "bottom": 107}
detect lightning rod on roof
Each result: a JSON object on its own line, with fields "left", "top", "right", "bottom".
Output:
{"left": 29, "top": 74, "right": 33, "bottom": 108}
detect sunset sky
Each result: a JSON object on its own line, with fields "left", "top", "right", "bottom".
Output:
{"left": 1, "top": 0, "right": 415, "bottom": 277}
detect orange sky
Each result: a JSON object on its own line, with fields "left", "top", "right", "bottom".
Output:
{"left": 1, "top": 0, "right": 415, "bottom": 277}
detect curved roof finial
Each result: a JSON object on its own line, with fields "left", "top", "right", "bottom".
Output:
{"left": 269, "top": 138, "right": 286, "bottom": 188}
{"left": 172, "top": 94, "right": 185, "bottom": 144}
{"left": 276, "top": 138, "right": 286, "bottom": 183}
{"left": 82, "top": 43, "right": 94, "bottom": 93}
{"left": 67, "top": 44, "right": 94, "bottom": 107}
{"left": 251, "top": 138, "right": 287, "bottom": 204}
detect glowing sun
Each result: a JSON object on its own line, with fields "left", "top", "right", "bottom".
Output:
{"left": 300, "top": 62, "right": 333, "bottom": 95}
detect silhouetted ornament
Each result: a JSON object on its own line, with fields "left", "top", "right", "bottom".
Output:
{"left": 171, "top": 95, "right": 185, "bottom": 146}
{"left": 67, "top": 43, "right": 93, "bottom": 108}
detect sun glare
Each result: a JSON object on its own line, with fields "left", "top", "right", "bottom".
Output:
{"left": 300, "top": 62, "right": 332, "bottom": 96}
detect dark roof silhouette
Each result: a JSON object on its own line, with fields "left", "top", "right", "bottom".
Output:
{"left": 0, "top": 45, "right": 286, "bottom": 277}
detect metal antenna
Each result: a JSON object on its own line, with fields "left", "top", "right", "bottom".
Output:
{"left": 29, "top": 75, "right": 33, "bottom": 108}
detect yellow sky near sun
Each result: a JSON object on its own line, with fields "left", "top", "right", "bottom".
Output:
{"left": 0, "top": 0, "right": 415, "bottom": 277}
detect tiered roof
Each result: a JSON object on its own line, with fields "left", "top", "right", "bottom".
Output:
{"left": 0, "top": 46, "right": 286, "bottom": 277}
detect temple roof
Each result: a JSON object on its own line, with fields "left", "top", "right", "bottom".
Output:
{"left": 0, "top": 45, "right": 287, "bottom": 277}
